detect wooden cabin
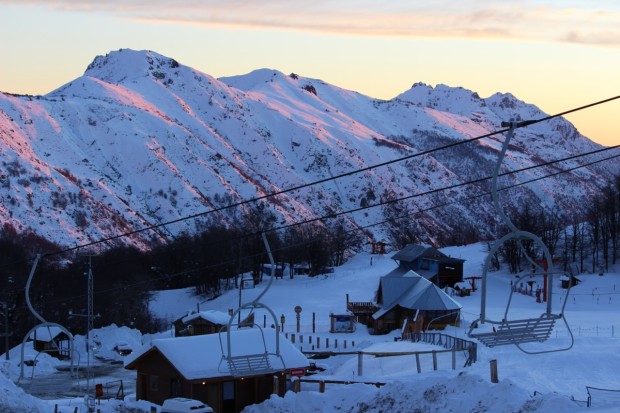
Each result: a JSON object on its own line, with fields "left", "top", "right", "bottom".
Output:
{"left": 349, "top": 267, "right": 462, "bottom": 335}
{"left": 173, "top": 310, "right": 232, "bottom": 337}
{"left": 125, "top": 329, "right": 309, "bottom": 413}
{"left": 29, "top": 326, "right": 71, "bottom": 359}
{"left": 391, "top": 244, "right": 465, "bottom": 288}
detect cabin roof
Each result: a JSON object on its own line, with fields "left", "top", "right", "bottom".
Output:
{"left": 125, "top": 328, "right": 309, "bottom": 380}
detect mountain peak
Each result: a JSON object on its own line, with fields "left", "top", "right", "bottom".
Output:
{"left": 84, "top": 49, "right": 181, "bottom": 84}
{"left": 0, "top": 49, "right": 613, "bottom": 249}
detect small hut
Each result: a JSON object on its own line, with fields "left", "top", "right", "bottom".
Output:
{"left": 29, "top": 326, "right": 71, "bottom": 359}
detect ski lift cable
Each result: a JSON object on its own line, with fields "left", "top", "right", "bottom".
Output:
{"left": 26, "top": 95, "right": 620, "bottom": 258}
{"left": 20, "top": 148, "right": 620, "bottom": 309}
{"left": 12, "top": 146, "right": 619, "bottom": 311}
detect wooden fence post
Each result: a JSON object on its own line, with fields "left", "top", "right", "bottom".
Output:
{"left": 490, "top": 359, "right": 499, "bottom": 383}
{"left": 432, "top": 351, "right": 437, "bottom": 371}
{"left": 319, "top": 381, "right": 326, "bottom": 393}
{"left": 313, "top": 312, "right": 316, "bottom": 333}
{"left": 416, "top": 353, "right": 421, "bottom": 373}
{"left": 452, "top": 350, "right": 456, "bottom": 370}
{"left": 357, "top": 352, "right": 363, "bottom": 376}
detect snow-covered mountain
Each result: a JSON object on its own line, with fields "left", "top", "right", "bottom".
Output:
{"left": 0, "top": 49, "right": 616, "bottom": 248}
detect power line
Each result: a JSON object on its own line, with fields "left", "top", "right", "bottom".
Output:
{"left": 36, "top": 148, "right": 620, "bottom": 305}
{"left": 35, "top": 94, "right": 620, "bottom": 258}
{"left": 261, "top": 146, "right": 620, "bottom": 236}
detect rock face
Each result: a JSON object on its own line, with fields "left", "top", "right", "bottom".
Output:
{"left": 0, "top": 49, "right": 615, "bottom": 248}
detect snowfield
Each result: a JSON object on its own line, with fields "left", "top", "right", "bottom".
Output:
{"left": 1, "top": 243, "right": 619, "bottom": 412}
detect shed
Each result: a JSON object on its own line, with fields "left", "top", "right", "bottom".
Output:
{"left": 125, "top": 328, "right": 309, "bottom": 413}
{"left": 560, "top": 275, "right": 581, "bottom": 289}
{"left": 29, "top": 326, "right": 71, "bottom": 359}
{"left": 173, "top": 310, "right": 232, "bottom": 337}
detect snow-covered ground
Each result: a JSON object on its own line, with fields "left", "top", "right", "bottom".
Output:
{"left": 1, "top": 242, "right": 619, "bottom": 412}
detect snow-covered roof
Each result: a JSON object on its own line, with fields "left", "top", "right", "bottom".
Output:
{"left": 125, "top": 328, "right": 309, "bottom": 380}
{"left": 391, "top": 244, "right": 431, "bottom": 262}
{"left": 391, "top": 244, "right": 464, "bottom": 264}
{"left": 373, "top": 271, "right": 462, "bottom": 319}
{"left": 454, "top": 281, "right": 470, "bottom": 290}
{"left": 181, "top": 310, "right": 232, "bottom": 326}
{"left": 28, "top": 326, "right": 65, "bottom": 342}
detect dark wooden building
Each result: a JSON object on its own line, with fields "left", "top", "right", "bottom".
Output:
{"left": 391, "top": 244, "right": 465, "bottom": 288}
{"left": 173, "top": 310, "right": 232, "bottom": 337}
{"left": 29, "top": 326, "right": 71, "bottom": 359}
{"left": 125, "top": 328, "right": 309, "bottom": 413}
{"left": 348, "top": 267, "right": 462, "bottom": 335}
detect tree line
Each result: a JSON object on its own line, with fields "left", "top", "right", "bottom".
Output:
{"left": 0, "top": 206, "right": 364, "bottom": 354}
{"left": 0, "top": 174, "right": 617, "bottom": 355}
{"left": 492, "top": 175, "right": 620, "bottom": 275}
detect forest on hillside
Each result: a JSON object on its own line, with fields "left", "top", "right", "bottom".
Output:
{"left": 0, "top": 175, "right": 618, "bottom": 354}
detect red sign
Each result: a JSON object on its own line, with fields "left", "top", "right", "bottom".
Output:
{"left": 290, "top": 368, "right": 305, "bottom": 377}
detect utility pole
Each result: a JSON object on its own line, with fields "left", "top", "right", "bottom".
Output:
{"left": 86, "top": 254, "right": 94, "bottom": 353}
{"left": 72, "top": 253, "right": 96, "bottom": 390}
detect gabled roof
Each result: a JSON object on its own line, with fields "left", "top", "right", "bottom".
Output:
{"left": 391, "top": 244, "right": 433, "bottom": 262}
{"left": 373, "top": 271, "right": 462, "bottom": 320}
{"left": 125, "top": 328, "right": 309, "bottom": 380}
{"left": 181, "top": 310, "right": 231, "bottom": 326}
{"left": 28, "top": 326, "right": 66, "bottom": 342}
{"left": 391, "top": 244, "right": 464, "bottom": 264}
{"left": 378, "top": 269, "right": 423, "bottom": 304}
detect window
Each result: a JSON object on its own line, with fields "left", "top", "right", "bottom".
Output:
{"left": 150, "top": 375, "right": 159, "bottom": 392}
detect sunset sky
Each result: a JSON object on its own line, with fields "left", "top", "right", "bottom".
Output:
{"left": 1, "top": 1, "right": 619, "bottom": 146}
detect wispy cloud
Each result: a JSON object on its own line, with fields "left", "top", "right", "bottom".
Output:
{"left": 5, "top": 0, "right": 620, "bottom": 47}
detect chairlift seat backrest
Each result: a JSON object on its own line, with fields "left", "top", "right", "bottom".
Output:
{"left": 226, "top": 352, "right": 273, "bottom": 377}
{"left": 470, "top": 315, "right": 557, "bottom": 348}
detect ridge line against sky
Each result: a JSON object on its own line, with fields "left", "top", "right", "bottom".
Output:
{"left": 1, "top": 0, "right": 619, "bottom": 146}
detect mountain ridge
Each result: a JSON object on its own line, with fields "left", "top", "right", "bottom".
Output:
{"left": 0, "top": 48, "right": 615, "bottom": 249}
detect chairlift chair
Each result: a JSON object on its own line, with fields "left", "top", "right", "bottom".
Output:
{"left": 19, "top": 254, "right": 77, "bottom": 381}
{"left": 218, "top": 233, "right": 286, "bottom": 377}
{"left": 466, "top": 122, "right": 574, "bottom": 354}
